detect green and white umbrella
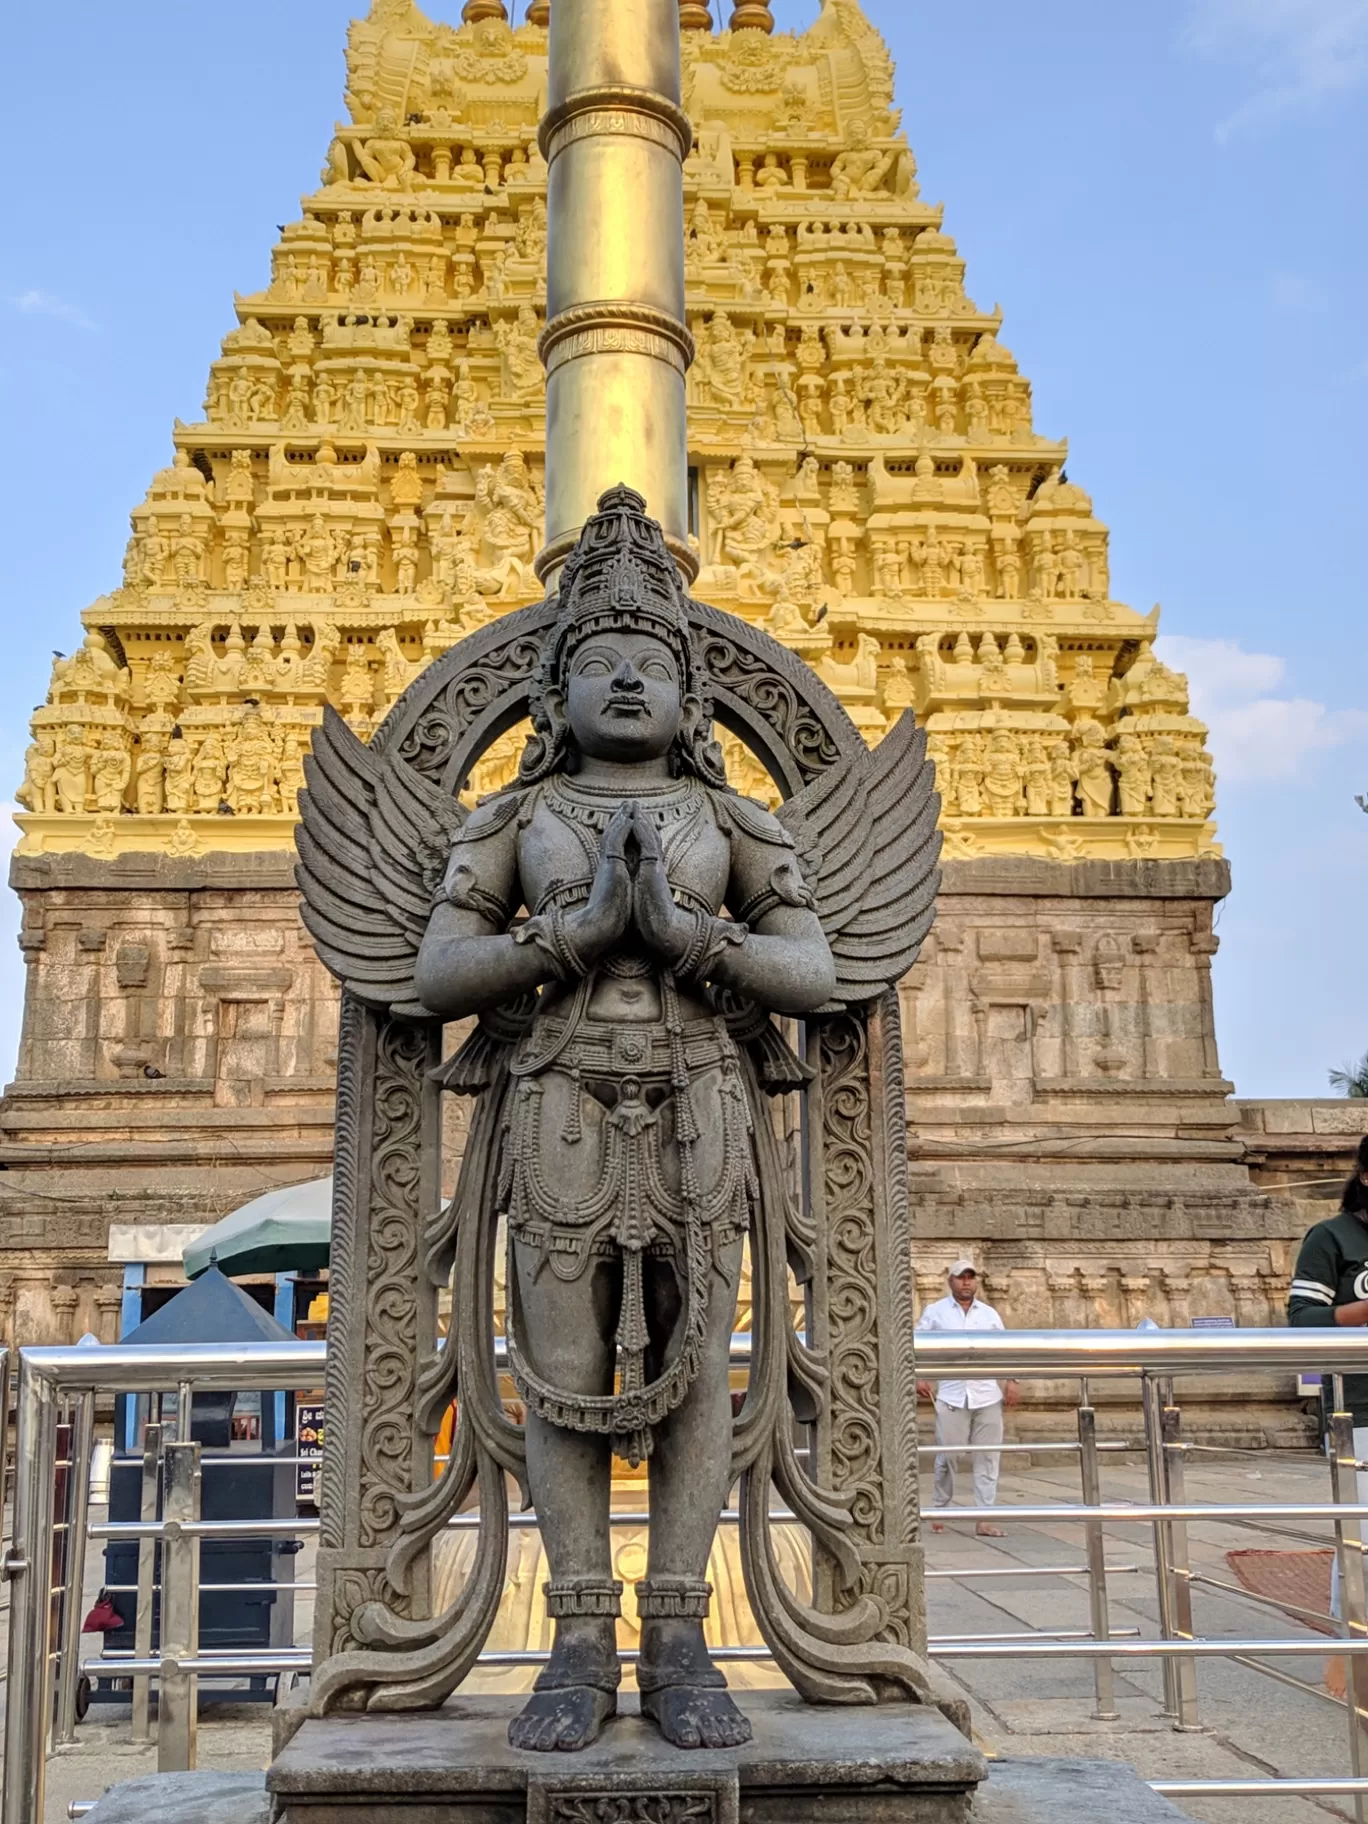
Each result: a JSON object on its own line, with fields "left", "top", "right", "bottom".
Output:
{"left": 183, "top": 1176, "right": 333, "bottom": 1280}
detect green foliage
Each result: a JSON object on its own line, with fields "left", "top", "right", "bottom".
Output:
{"left": 1329, "top": 1052, "right": 1368, "bottom": 1099}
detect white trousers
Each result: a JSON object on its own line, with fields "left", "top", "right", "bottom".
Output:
{"left": 932, "top": 1398, "right": 1003, "bottom": 1509}
{"left": 1329, "top": 1422, "right": 1368, "bottom": 1621}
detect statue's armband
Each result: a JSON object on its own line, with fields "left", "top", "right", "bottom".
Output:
{"left": 431, "top": 790, "right": 523, "bottom": 929}
{"left": 720, "top": 794, "right": 817, "bottom": 930}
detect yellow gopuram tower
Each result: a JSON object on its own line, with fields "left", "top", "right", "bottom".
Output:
{"left": 4, "top": 1, "right": 1291, "bottom": 1413}
{"left": 17, "top": 0, "right": 1216, "bottom": 865}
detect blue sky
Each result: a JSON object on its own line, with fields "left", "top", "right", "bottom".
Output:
{"left": 2, "top": 0, "right": 1365, "bottom": 1097}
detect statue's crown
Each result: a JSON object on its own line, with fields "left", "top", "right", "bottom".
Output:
{"left": 549, "top": 486, "right": 692, "bottom": 673}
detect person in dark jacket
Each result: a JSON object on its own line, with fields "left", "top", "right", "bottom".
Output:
{"left": 1287, "top": 1133, "right": 1368, "bottom": 1696}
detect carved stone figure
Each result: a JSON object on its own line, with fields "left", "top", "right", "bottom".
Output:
{"left": 295, "top": 489, "right": 941, "bottom": 1745}
{"left": 52, "top": 725, "right": 90, "bottom": 813}
{"left": 1022, "top": 736, "right": 1050, "bottom": 817}
{"left": 226, "top": 703, "right": 278, "bottom": 815}
{"left": 1149, "top": 735, "right": 1182, "bottom": 818}
{"left": 824, "top": 117, "right": 901, "bottom": 197}
{"left": 1114, "top": 731, "right": 1151, "bottom": 818}
{"left": 1074, "top": 722, "right": 1114, "bottom": 818}
{"left": 356, "top": 108, "right": 418, "bottom": 190}
{"left": 707, "top": 455, "right": 779, "bottom": 590}
{"left": 981, "top": 729, "right": 1023, "bottom": 818}
{"left": 191, "top": 732, "right": 228, "bottom": 814}
{"left": 497, "top": 304, "right": 543, "bottom": 397}
{"left": 277, "top": 731, "right": 307, "bottom": 814}
{"left": 1047, "top": 738, "right": 1075, "bottom": 817}
{"left": 134, "top": 722, "right": 170, "bottom": 816}
{"left": 951, "top": 730, "right": 984, "bottom": 817}
{"left": 471, "top": 449, "right": 542, "bottom": 596}
{"left": 699, "top": 312, "right": 747, "bottom": 407}
{"left": 162, "top": 728, "right": 193, "bottom": 814}
{"left": 90, "top": 729, "right": 132, "bottom": 815}
{"left": 18, "top": 732, "right": 57, "bottom": 815}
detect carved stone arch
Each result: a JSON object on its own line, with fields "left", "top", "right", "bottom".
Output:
{"left": 374, "top": 595, "right": 859, "bottom": 803}
{"left": 311, "top": 593, "right": 932, "bottom": 1715}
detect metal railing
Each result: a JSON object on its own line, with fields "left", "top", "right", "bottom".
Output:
{"left": 6, "top": 1330, "right": 1368, "bottom": 1824}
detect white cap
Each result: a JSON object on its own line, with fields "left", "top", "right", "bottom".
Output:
{"left": 947, "top": 1257, "right": 978, "bottom": 1278}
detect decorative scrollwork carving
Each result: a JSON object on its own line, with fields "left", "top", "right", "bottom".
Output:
{"left": 357, "top": 1017, "right": 430, "bottom": 1549}
{"left": 820, "top": 1013, "right": 885, "bottom": 1555}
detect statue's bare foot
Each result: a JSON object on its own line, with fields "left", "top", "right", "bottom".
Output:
{"left": 641, "top": 1681, "right": 752, "bottom": 1750}
{"left": 508, "top": 1685, "right": 617, "bottom": 1752}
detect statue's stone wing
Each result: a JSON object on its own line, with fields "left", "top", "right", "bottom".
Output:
{"left": 774, "top": 710, "right": 941, "bottom": 1007}
{"left": 295, "top": 704, "right": 465, "bottom": 1018}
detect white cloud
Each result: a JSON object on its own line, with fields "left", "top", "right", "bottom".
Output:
{"left": 1185, "top": 0, "right": 1368, "bottom": 136}
{"left": 1157, "top": 634, "right": 1368, "bottom": 782}
{"left": 9, "top": 289, "right": 97, "bottom": 332}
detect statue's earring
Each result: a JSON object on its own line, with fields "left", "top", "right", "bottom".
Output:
{"left": 542, "top": 685, "right": 578, "bottom": 775}
{"left": 672, "top": 693, "right": 704, "bottom": 779}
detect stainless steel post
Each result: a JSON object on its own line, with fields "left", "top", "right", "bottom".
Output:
{"left": 1141, "top": 1371, "right": 1179, "bottom": 1717}
{"left": 0, "top": 1347, "right": 11, "bottom": 1524}
{"left": 1077, "top": 1380, "right": 1118, "bottom": 1720}
{"left": 1159, "top": 1379, "right": 1200, "bottom": 1730}
{"left": 1329, "top": 1377, "right": 1368, "bottom": 1824}
{"left": 157, "top": 1441, "right": 201, "bottom": 1774}
{"left": 131, "top": 1421, "right": 161, "bottom": 1742}
{"left": 53, "top": 1392, "right": 95, "bottom": 1745}
{"left": 2, "top": 1359, "right": 61, "bottom": 1824}
{"left": 175, "top": 1380, "right": 193, "bottom": 1445}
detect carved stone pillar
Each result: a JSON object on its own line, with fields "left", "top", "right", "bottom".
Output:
{"left": 50, "top": 1285, "right": 79, "bottom": 1345}
{"left": 1132, "top": 932, "right": 1160, "bottom": 1078}
{"left": 12, "top": 1274, "right": 56, "bottom": 1348}
{"left": 94, "top": 1287, "right": 125, "bottom": 1344}
{"left": 1230, "top": 1270, "right": 1268, "bottom": 1329}
{"left": 914, "top": 1271, "right": 944, "bottom": 1318}
{"left": 1079, "top": 1273, "right": 1111, "bottom": 1328}
{"left": 1162, "top": 1271, "right": 1192, "bottom": 1330}
{"left": 1047, "top": 1270, "right": 1079, "bottom": 1328}
{"left": 1189, "top": 930, "right": 1222, "bottom": 1078}
{"left": 1007, "top": 1269, "right": 1049, "bottom": 1330}
{"left": 1259, "top": 1269, "right": 1286, "bottom": 1324}
{"left": 1120, "top": 1273, "right": 1150, "bottom": 1329}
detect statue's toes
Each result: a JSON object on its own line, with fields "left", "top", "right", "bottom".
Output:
{"left": 699, "top": 1694, "right": 752, "bottom": 1750}
{"left": 669, "top": 1704, "right": 703, "bottom": 1750}
{"left": 510, "top": 1687, "right": 614, "bottom": 1753}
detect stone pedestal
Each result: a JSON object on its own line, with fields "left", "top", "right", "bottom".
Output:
{"left": 267, "top": 1693, "right": 985, "bottom": 1824}
{"left": 77, "top": 1734, "right": 1189, "bottom": 1824}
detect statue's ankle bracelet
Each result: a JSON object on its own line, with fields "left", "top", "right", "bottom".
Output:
{"left": 544, "top": 1577, "right": 623, "bottom": 1620}
{"left": 634, "top": 1576, "right": 712, "bottom": 1622}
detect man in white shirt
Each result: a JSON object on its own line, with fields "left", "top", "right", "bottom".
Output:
{"left": 915, "top": 1258, "right": 1018, "bottom": 1537}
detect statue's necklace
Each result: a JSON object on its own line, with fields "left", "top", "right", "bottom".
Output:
{"left": 549, "top": 774, "right": 696, "bottom": 835}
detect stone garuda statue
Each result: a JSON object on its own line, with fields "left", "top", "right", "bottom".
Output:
{"left": 295, "top": 487, "right": 941, "bottom": 1748}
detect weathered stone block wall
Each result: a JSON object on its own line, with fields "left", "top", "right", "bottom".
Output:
{"left": 1, "top": 850, "right": 1357, "bottom": 1401}
{"left": 0, "top": 853, "right": 338, "bottom": 1344}
{"left": 906, "top": 858, "right": 1278, "bottom": 1331}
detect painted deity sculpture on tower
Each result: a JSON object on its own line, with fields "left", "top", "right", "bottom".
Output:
{"left": 296, "top": 486, "right": 942, "bottom": 1746}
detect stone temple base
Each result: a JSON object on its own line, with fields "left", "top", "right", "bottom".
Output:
{"left": 79, "top": 1695, "right": 1188, "bottom": 1824}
